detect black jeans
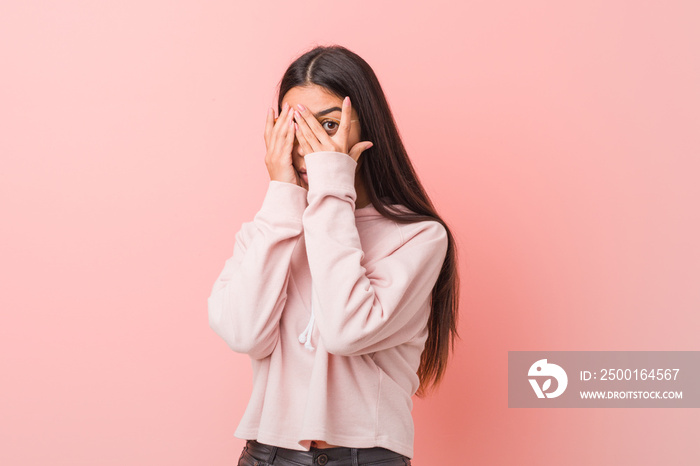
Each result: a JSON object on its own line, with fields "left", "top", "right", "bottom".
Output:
{"left": 238, "top": 439, "right": 412, "bottom": 466}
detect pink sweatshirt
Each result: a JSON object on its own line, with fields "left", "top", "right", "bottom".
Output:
{"left": 208, "top": 151, "right": 448, "bottom": 459}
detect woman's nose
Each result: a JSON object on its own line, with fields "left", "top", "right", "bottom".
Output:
{"left": 292, "top": 137, "right": 304, "bottom": 157}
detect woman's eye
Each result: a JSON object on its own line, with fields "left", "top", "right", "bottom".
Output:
{"left": 321, "top": 120, "right": 339, "bottom": 134}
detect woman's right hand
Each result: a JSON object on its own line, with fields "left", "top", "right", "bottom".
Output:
{"left": 264, "top": 102, "right": 305, "bottom": 189}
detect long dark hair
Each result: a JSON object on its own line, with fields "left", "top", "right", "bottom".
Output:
{"left": 277, "top": 44, "right": 460, "bottom": 397}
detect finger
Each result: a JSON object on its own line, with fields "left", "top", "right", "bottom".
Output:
{"left": 339, "top": 96, "right": 352, "bottom": 150}
{"left": 294, "top": 105, "right": 330, "bottom": 147}
{"left": 264, "top": 107, "right": 274, "bottom": 149}
{"left": 271, "top": 103, "right": 293, "bottom": 155}
{"left": 295, "top": 122, "right": 315, "bottom": 156}
{"left": 271, "top": 103, "right": 290, "bottom": 143}
{"left": 293, "top": 111, "right": 322, "bottom": 153}
{"left": 348, "top": 141, "right": 374, "bottom": 163}
{"left": 283, "top": 116, "right": 295, "bottom": 154}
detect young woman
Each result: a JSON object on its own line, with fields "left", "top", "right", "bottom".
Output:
{"left": 208, "top": 45, "right": 460, "bottom": 466}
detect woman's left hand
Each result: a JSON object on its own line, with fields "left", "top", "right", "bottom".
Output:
{"left": 293, "top": 96, "right": 373, "bottom": 163}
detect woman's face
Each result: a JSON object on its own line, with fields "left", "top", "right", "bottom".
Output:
{"left": 281, "top": 84, "right": 361, "bottom": 183}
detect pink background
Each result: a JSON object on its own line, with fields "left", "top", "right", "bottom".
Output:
{"left": 1, "top": 1, "right": 698, "bottom": 464}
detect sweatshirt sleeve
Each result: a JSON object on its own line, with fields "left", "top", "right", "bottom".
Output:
{"left": 208, "top": 180, "right": 308, "bottom": 359}
{"left": 302, "top": 151, "right": 449, "bottom": 357}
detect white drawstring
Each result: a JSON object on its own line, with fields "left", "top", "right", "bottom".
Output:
{"left": 298, "top": 298, "right": 316, "bottom": 351}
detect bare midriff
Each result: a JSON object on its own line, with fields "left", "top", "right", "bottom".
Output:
{"left": 311, "top": 440, "right": 342, "bottom": 449}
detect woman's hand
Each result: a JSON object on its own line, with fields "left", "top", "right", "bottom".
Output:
{"left": 264, "top": 102, "right": 305, "bottom": 189}
{"left": 293, "top": 96, "right": 373, "bottom": 163}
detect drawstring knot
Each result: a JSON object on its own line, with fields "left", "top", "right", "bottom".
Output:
{"left": 298, "top": 299, "right": 316, "bottom": 351}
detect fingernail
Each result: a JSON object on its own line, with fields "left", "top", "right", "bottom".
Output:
{"left": 297, "top": 104, "right": 305, "bottom": 112}
{"left": 344, "top": 96, "right": 350, "bottom": 106}
{"left": 283, "top": 102, "right": 289, "bottom": 110}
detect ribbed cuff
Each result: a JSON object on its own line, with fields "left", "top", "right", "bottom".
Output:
{"left": 304, "top": 151, "right": 357, "bottom": 192}
{"left": 258, "top": 180, "right": 308, "bottom": 222}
